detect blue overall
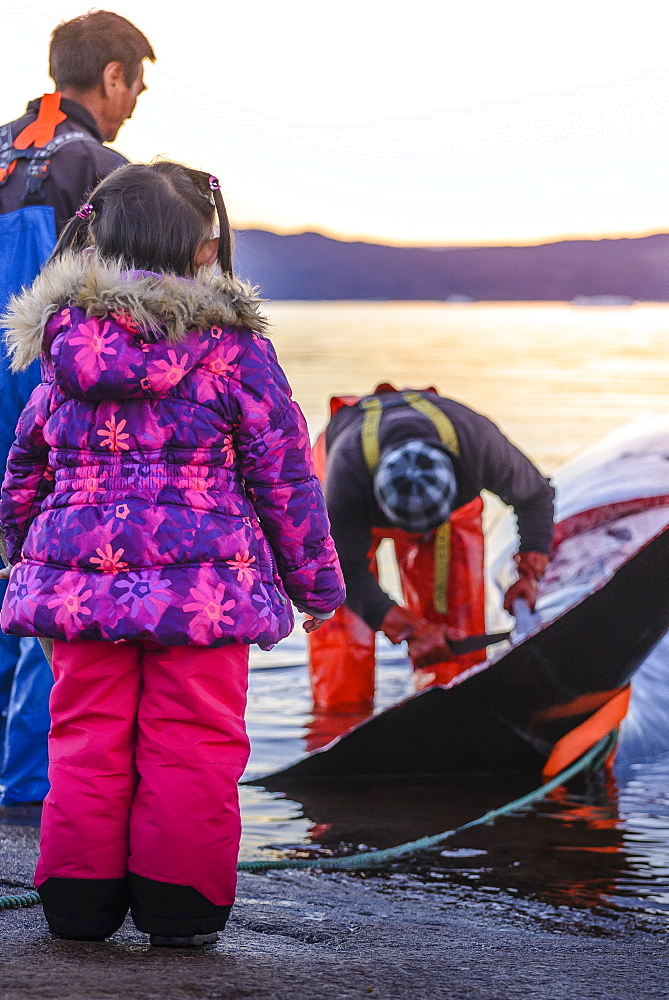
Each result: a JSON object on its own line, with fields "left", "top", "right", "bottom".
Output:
{"left": 0, "top": 204, "right": 56, "bottom": 804}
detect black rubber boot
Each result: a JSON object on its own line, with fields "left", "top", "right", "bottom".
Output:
{"left": 38, "top": 877, "right": 129, "bottom": 940}
{"left": 129, "top": 873, "right": 231, "bottom": 938}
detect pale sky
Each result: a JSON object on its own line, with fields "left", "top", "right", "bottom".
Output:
{"left": 3, "top": 0, "right": 669, "bottom": 245}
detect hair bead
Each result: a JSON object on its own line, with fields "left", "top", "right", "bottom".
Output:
{"left": 75, "top": 203, "right": 94, "bottom": 220}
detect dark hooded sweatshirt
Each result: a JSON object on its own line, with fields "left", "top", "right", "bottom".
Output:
{"left": 324, "top": 391, "right": 555, "bottom": 630}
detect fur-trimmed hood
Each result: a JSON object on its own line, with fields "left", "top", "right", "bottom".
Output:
{"left": 2, "top": 252, "right": 268, "bottom": 372}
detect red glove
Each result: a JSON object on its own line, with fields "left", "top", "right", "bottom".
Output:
{"left": 503, "top": 551, "right": 549, "bottom": 613}
{"left": 516, "top": 551, "right": 549, "bottom": 581}
{"left": 381, "top": 605, "right": 453, "bottom": 669}
{"left": 406, "top": 622, "right": 452, "bottom": 669}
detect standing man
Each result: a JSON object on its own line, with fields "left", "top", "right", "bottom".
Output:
{"left": 0, "top": 11, "right": 155, "bottom": 805}
{"left": 308, "top": 384, "right": 555, "bottom": 711}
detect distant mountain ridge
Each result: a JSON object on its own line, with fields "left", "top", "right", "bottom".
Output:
{"left": 232, "top": 229, "right": 669, "bottom": 301}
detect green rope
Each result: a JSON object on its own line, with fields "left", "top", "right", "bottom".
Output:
{"left": 0, "top": 731, "right": 617, "bottom": 908}
{"left": 0, "top": 889, "right": 40, "bottom": 909}
{"left": 238, "top": 731, "right": 618, "bottom": 872}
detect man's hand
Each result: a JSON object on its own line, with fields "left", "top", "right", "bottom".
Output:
{"left": 0, "top": 565, "right": 11, "bottom": 581}
{"left": 406, "top": 621, "right": 452, "bottom": 669}
{"left": 381, "top": 605, "right": 462, "bottom": 668}
{"left": 503, "top": 575, "right": 538, "bottom": 612}
{"left": 503, "top": 550, "right": 549, "bottom": 612}
{"left": 380, "top": 604, "right": 424, "bottom": 644}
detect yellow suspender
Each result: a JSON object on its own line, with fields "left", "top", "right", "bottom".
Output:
{"left": 432, "top": 522, "right": 451, "bottom": 615}
{"left": 401, "top": 392, "right": 460, "bottom": 457}
{"left": 360, "top": 392, "right": 460, "bottom": 615}
{"left": 360, "top": 396, "right": 383, "bottom": 473}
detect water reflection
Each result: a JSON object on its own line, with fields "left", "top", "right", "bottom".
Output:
{"left": 267, "top": 301, "right": 669, "bottom": 473}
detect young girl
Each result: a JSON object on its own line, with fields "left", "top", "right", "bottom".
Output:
{"left": 0, "top": 162, "right": 345, "bottom": 946}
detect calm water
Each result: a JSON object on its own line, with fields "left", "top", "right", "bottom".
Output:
{"left": 241, "top": 301, "right": 669, "bottom": 919}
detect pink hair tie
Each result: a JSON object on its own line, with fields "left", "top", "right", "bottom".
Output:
{"left": 208, "top": 176, "right": 221, "bottom": 191}
{"left": 75, "top": 203, "right": 94, "bottom": 220}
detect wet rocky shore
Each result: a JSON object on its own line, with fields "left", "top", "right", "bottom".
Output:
{"left": 1, "top": 816, "right": 668, "bottom": 1000}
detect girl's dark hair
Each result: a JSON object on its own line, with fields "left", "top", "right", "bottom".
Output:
{"left": 52, "top": 161, "right": 233, "bottom": 276}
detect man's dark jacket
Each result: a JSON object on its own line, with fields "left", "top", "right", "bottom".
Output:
{"left": 324, "top": 391, "right": 555, "bottom": 630}
{"left": 0, "top": 97, "right": 126, "bottom": 234}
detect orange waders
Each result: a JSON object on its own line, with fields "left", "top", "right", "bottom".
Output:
{"left": 308, "top": 392, "right": 486, "bottom": 712}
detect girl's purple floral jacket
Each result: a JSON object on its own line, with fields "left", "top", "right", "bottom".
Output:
{"left": 0, "top": 255, "right": 345, "bottom": 648}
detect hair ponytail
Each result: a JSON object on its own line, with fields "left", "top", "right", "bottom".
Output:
{"left": 208, "top": 177, "right": 233, "bottom": 275}
{"left": 49, "top": 204, "right": 97, "bottom": 261}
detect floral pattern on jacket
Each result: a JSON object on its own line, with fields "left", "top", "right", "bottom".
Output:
{"left": 0, "top": 258, "right": 345, "bottom": 648}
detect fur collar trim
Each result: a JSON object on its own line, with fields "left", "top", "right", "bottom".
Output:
{"left": 2, "top": 253, "right": 269, "bottom": 371}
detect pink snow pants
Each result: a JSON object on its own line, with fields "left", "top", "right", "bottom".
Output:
{"left": 36, "top": 638, "right": 250, "bottom": 933}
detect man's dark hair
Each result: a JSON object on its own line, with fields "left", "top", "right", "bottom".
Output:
{"left": 49, "top": 11, "right": 155, "bottom": 90}
{"left": 53, "top": 162, "right": 233, "bottom": 277}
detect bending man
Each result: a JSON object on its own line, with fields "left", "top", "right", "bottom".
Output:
{"left": 309, "top": 384, "right": 555, "bottom": 711}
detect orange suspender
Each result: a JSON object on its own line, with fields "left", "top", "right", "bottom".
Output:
{"left": 0, "top": 93, "right": 66, "bottom": 184}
